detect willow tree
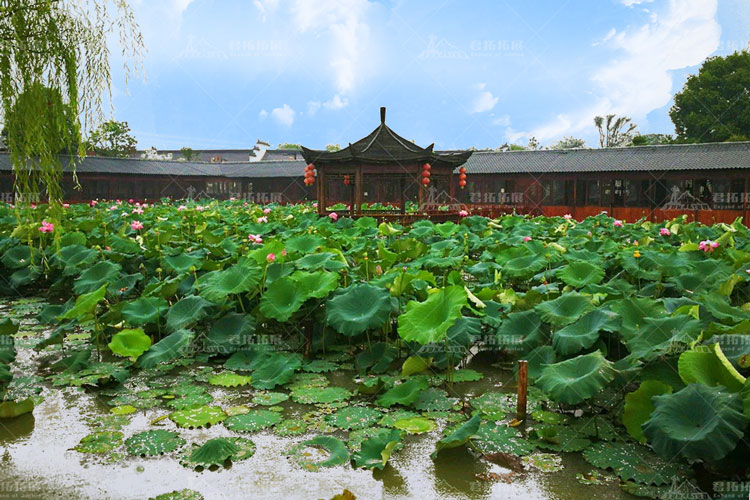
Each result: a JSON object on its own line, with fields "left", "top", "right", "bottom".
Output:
{"left": 0, "top": 0, "right": 143, "bottom": 212}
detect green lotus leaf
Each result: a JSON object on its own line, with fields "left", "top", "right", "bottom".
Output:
{"left": 503, "top": 253, "right": 548, "bottom": 279}
{"left": 295, "top": 252, "right": 347, "bottom": 271}
{"left": 167, "top": 392, "right": 213, "bottom": 411}
{"left": 275, "top": 418, "right": 308, "bottom": 436}
{"left": 165, "top": 296, "right": 212, "bottom": 332}
{"left": 522, "top": 453, "right": 563, "bottom": 472}
{"left": 73, "top": 260, "right": 122, "bottom": 294}
{"left": 552, "top": 309, "right": 618, "bottom": 356}
{"left": 204, "top": 312, "right": 256, "bottom": 355}
{"left": 288, "top": 372, "right": 330, "bottom": 391}
{"left": 292, "top": 435, "right": 349, "bottom": 470}
{"left": 556, "top": 261, "right": 605, "bottom": 288}
{"left": 431, "top": 412, "right": 481, "bottom": 458}
{"left": 700, "top": 294, "right": 750, "bottom": 324}
{"left": 678, "top": 343, "right": 746, "bottom": 392}
{"left": 108, "top": 328, "right": 152, "bottom": 359}
{"left": 110, "top": 405, "right": 137, "bottom": 415}
{"left": 326, "top": 283, "right": 392, "bottom": 336}
{"left": 642, "top": 383, "right": 748, "bottom": 462}
{"left": 224, "top": 409, "right": 282, "bottom": 432}
{"left": 259, "top": 276, "right": 308, "bottom": 321}
{"left": 208, "top": 372, "right": 252, "bottom": 388}
{"left": 625, "top": 316, "right": 702, "bottom": 363}
{"left": 302, "top": 360, "right": 339, "bottom": 373}
{"left": 292, "top": 270, "right": 339, "bottom": 300}
{"left": 150, "top": 489, "right": 204, "bottom": 500}
{"left": 74, "top": 431, "right": 124, "bottom": 453}
{"left": 609, "top": 297, "right": 664, "bottom": 338}
{"left": 583, "top": 441, "right": 692, "bottom": 485}
{"left": 398, "top": 286, "right": 467, "bottom": 344}
{"left": 169, "top": 405, "right": 227, "bottom": 429}
{"left": 163, "top": 252, "right": 204, "bottom": 274}
{"left": 534, "top": 292, "right": 594, "bottom": 327}
{"left": 291, "top": 386, "right": 352, "bottom": 404}
{"left": 251, "top": 391, "right": 290, "bottom": 406}
{"left": 376, "top": 377, "right": 429, "bottom": 408}
{"left": 351, "top": 429, "right": 402, "bottom": 470}
{"left": 324, "top": 406, "right": 383, "bottom": 430}
{"left": 1, "top": 245, "right": 35, "bottom": 269}
{"left": 446, "top": 368, "right": 483, "bottom": 383}
{"left": 471, "top": 392, "right": 514, "bottom": 420}
{"left": 125, "top": 430, "right": 186, "bottom": 456}
{"left": 529, "top": 424, "right": 591, "bottom": 452}
{"left": 60, "top": 284, "right": 107, "bottom": 322}
{"left": 199, "top": 265, "right": 262, "bottom": 302}
{"left": 472, "top": 420, "right": 537, "bottom": 456}
{"left": 285, "top": 234, "right": 324, "bottom": 254}
{"left": 0, "top": 398, "right": 35, "bottom": 418}
{"left": 401, "top": 356, "right": 431, "bottom": 376}
{"left": 122, "top": 296, "right": 168, "bottom": 326}
{"left": 495, "top": 309, "right": 544, "bottom": 351}
{"left": 251, "top": 352, "right": 302, "bottom": 390}
{"left": 139, "top": 329, "right": 195, "bottom": 369}
{"left": 183, "top": 437, "right": 237, "bottom": 468}
{"left": 393, "top": 416, "right": 437, "bottom": 434}
{"left": 356, "top": 342, "right": 397, "bottom": 374}
{"left": 623, "top": 380, "right": 673, "bottom": 443}
{"left": 536, "top": 351, "right": 616, "bottom": 405}
{"left": 413, "top": 387, "right": 458, "bottom": 411}
{"left": 224, "top": 349, "right": 267, "bottom": 372}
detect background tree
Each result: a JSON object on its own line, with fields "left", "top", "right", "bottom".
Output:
{"left": 551, "top": 136, "right": 586, "bottom": 149}
{"left": 0, "top": 0, "right": 143, "bottom": 208}
{"left": 86, "top": 120, "right": 137, "bottom": 157}
{"left": 631, "top": 133, "right": 673, "bottom": 146}
{"left": 527, "top": 136, "right": 541, "bottom": 150}
{"left": 670, "top": 51, "right": 750, "bottom": 143}
{"left": 180, "top": 147, "right": 199, "bottom": 161}
{"left": 594, "top": 114, "right": 638, "bottom": 147}
{"left": 277, "top": 143, "right": 302, "bottom": 150}
{"left": 325, "top": 144, "right": 341, "bottom": 152}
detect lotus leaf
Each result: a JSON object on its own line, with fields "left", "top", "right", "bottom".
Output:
{"left": 324, "top": 406, "right": 382, "bottom": 430}
{"left": 376, "top": 378, "right": 428, "bottom": 408}
{"left": 291, "top": 435, "right": 349, "bottom": 470}
{"left": 583, "top": 441, "right": 691, "bottom": 485}
{"left": 534, "top": 292, "right": 594, "bottom": 327}
{"left": 199, "top": 264, "right": 262, "bottom": 302}
{"left": 552, "top": 309, "right": 617, "bottom": 356}
{"left": 351, "top": 429, "right": 402, "bottom": 470}
{"left": 224, "top": 409, "right": 282, "bottom": 432}
{"left": 393, "top": 416, "right": 436, "bottom": 434}
{"left": 291, "top": 386, "right": 352, "bottom": 404}
{"left": 139, "top": 329, "right": 195, "bottom": 369}
{"left": 180, "top": 437, "right": 255, "bottom": 469}
{"left": 678, "top": 343, "right": 746, "bottom": 392}
{"left": 122, "top": 297, "right": 168, "bottom": 326}
{"left": 165, "top": 296, "right": 212, "bottom": 332}
{"left": 108, "top": 328, "right": 152, "bottom": 359}
{"left": 73, "top": 261, "right": 122, "bottom": 294}
{"left": 125, "top": 430, "right": 185, "bottom": 456}
{"left": 398, "top": 286, "right": 467, "bottom": 344}
{"left": 622, "top": 380, "right": 673, "bottom": 443}
{"left": 252, "top": 352, "right": 302, "bottom": 389}
{"left": 536, "top": 351, "right": 616, "bottom": 405}
{"left": 74, "top": 431, "right": 124, "bottom": 453}
{"left": 169, "top": 405, "right": 226, "bottom": 428}
{"left": 208, "top": 372, "right": 252, "bottom": 387}
{"left": 431, "top": 412, "right": 481, "bottom": 458}
{"left": 325, "top": 283, "right": 392, "bottom": 336}
{"left": 251, "top": 391, "right": 290, "bottom": 406}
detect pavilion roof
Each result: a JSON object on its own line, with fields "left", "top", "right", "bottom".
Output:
{"left": 300, "top": 107, "right": 472, "bottom": 168}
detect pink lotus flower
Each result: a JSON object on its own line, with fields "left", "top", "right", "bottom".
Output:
{"left": 329, "top": 212, "right": 338, "bottom": 221}
{"left": 266, "top": 253, "right": 276, "bottom": 263}
{"left": 313, "top": 202, "right": 318, "bottom": 208}
{"left": 281, "top": 248, "right": 287, "bottom": 257}
{"left": 177, "top": 205, "right": 187, "bottom": 211}
{"left": 130, "top": 220, "right": 144, "bottom": 231}
{"left": 263, "top": 208, "right": 271, "bottom": 214}
{"left": 257, "top": 216, "right": 268, "bottom": 223}
{"left": 229, "top": 197, "right": 236, "bottom": 201}
{"left": 89, "top": 200, "right": 98, "bottom": 207}
{"left": 248, "top": 234, "right": 263, "bottom": 244}
{"left": 132, "top": 207, "right": 144, "bottom": 214}
{"left": 30, "top": 203, "right": 36, "bottom": 209}
{"left": 698, "top": 239, "right": 719, "bottom": 252}
{"left": 196, "top": 206, "right": 205, "bottom": 212}
{"left": 376, "top": 265, "right": 383, "bottom": 275}
{"left": 563, "top": 214, "right": 572, "bottom": 220}
{"left": 128, "top": 198, "right": 134, "bottom": 203}
{"left": 38, "top": 220, "right": 54, "bottom": 233}
{"left": 660, "top": 228, "right": 671, "bottom": 236}
{"left": 62, "top": 203, "right": 70, "bottom": 208}
{"left": 523, "top": 236, "right": 532, "bottom": 242}
{"left": 459, "top": 209, "right": 469, "bottom": 217}
{"left": 109, "top": 205, "right": 118, "bottom": 211}
{"left": 613, "top": 220, "right": 623, "bottom": 227}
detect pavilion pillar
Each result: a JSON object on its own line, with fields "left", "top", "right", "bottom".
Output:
{"left": 316, "top": 169, "right": 324, "bottom": 216}
{"left": 354, "top": 166, "right": 363, "bottom": 216}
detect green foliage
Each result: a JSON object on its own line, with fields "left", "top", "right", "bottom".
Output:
{"left": 671, "top": 51, "right": 750, "bottom": 143}
{"left": 86, "top": 120, "right": 138, "bottom": 157}
{"left": 398, "top": 286, "right": 467, "bottom": 344}
{"left": 108, "top": 328, "right": 152, "bottom": 359}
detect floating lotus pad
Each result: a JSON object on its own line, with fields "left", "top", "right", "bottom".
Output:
{"left": 125, "top": 430, "right": 186, "bottom": 457}
{"left": 74, "top": 431, "right": 124, "bottom": 454}
{"left": 291, "top": 386, "right": 352, "bottom": 405}
{"left": 351, "top": 429, "right": 403, "bottom": 470}
{"left": 224, "top": 410, "right": 282, "bottom": 432}
{"left": 325, "top": 406, "right": 383, "bottom": 430}
{"left": 583, "top": 441, "right": 691, "bottom": 485}
{"left": 274, "top": 418, "right": 308, "bottom": 436}
{"left": 251, "top": 391, "right": 290, "bottom": 406}
{"left": 289, "top": 435, "right": 349, "bottom": 470}
{"left": 169, "top": 406, "right": 227, "bottom": 429}
{"left": 207, "top": 372, "right": 252, "bottom": 388}
{"left": 180, "top": 437, "right": 256, "bottom": 470}
{"left": 393, "top": 416, "right": 437, "bottom": 434}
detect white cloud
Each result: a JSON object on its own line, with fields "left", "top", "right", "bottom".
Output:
{"left": 270, "top": 104, "right": 295, "bottom": 127}
{"left": 620, "top": 0, "right": 654, "bottom": 6}
{"left": 307, "top": 94, "right": 350, "bottom": 115}
{"left": 259, "top": 109, "right": 268, "bottom": 119}
{"left": 291, "top": 0, "right": 374, "bottom": 95}
{"left": 491, "top": 114, "right": 511, "bottom": 127}
{"left": 253, "top": 0, "right": 279, "bottom": 22}
{"left": 522, "top": 0, "right": 720, "bottom": 142}
{"left": 471, "top": 83, "right": 499, "bottom": 113}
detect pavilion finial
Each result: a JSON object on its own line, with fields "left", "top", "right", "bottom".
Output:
{"left": 380, "top": 106, "right": 386, "bottom": 124}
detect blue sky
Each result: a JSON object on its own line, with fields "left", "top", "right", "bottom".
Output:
{"left": 113, "top": 0, "right": 750, "bottom": 150}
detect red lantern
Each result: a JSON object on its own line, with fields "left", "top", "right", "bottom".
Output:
{"left": 422, "top": 170, "right": 430, "bottom": 178}
{"left": 421, "top": 177, "right": 430, "bottom": 185}
{"left": 458, "top": 167, "right": 466, "bottom": 174}
{"left": 459, "top": 173, "right": 467, "bottom": 181}
{"left": 343, "top": 175, "right": 350, "bottom": 185}
{"left": 459, "top": 179, "right": 467, "bottom": 189}
{"left": 422, "top": 163, "right": 431, "bottom": 171}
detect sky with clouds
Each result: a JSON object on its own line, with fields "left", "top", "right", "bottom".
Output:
{"left": 113, "top": 0, "right": 750, "bottom": 150}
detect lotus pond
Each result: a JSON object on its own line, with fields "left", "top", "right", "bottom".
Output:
{"left": 0, "top": 201, "right": 749, "bottom": 499}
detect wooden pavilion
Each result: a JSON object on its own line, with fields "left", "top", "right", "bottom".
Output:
{"left": 300, "top": 107, "right": 472, "bottom": 220}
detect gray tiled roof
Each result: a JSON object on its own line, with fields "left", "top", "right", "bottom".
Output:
{"left": 462, "top": 142, "right": 750, "bottom": 174}
{"left": 2, "top": 141, "right": 750, "bottom": 178}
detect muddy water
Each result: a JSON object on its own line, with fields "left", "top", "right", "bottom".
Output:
{"left": 0, "top": 301, "right": 636, "bottom": 500}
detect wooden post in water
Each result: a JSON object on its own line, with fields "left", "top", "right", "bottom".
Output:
{"left": 517, "top": 360, "right": 528, "bottom": 421}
